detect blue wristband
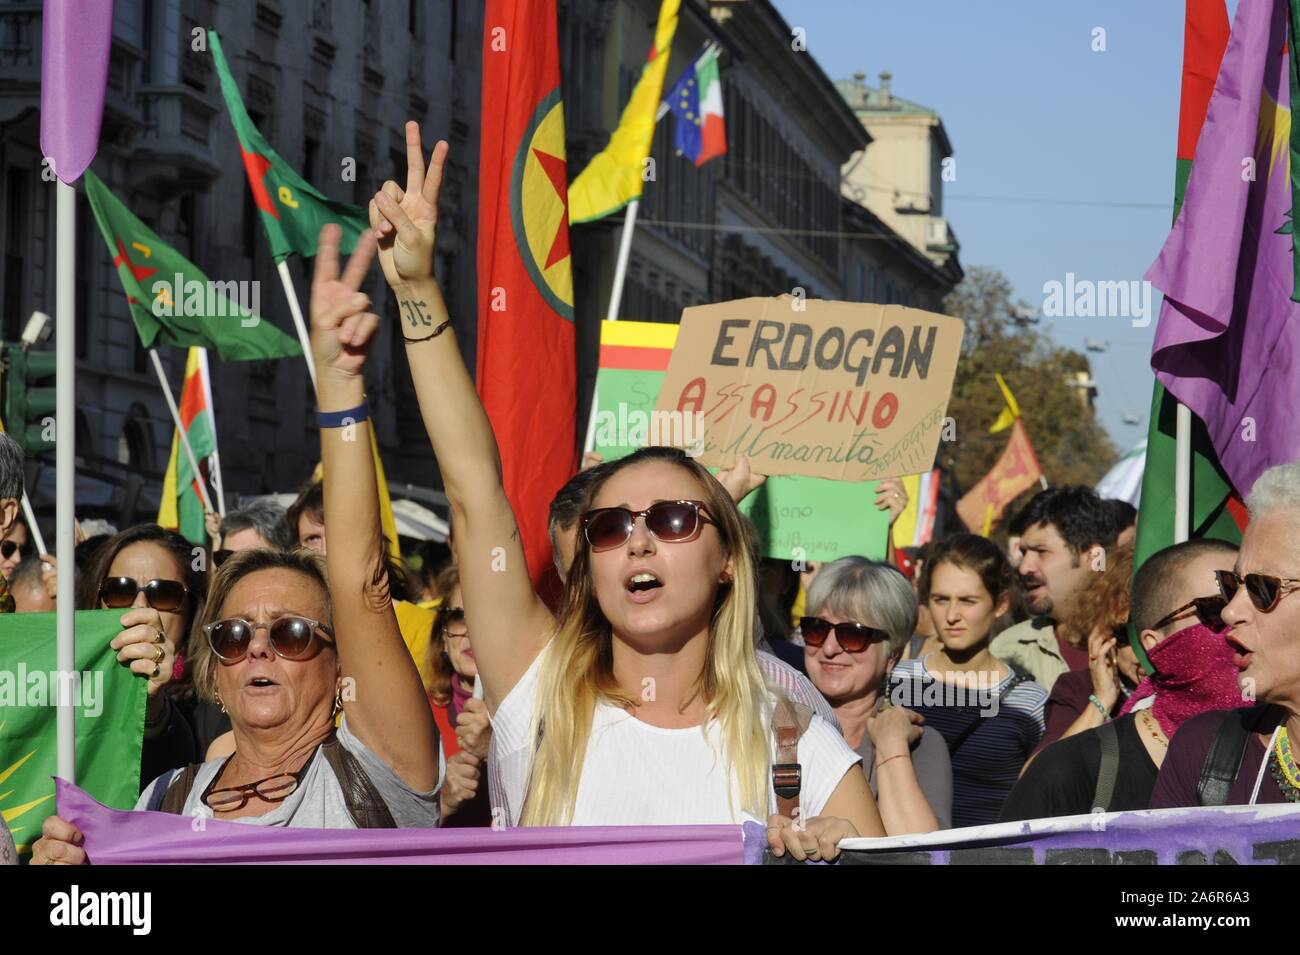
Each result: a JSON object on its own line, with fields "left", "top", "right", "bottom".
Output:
{"left": 317, "top": 401, "right": 368, "bottom": 429}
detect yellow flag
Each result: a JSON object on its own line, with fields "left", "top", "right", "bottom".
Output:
{"left": 988, "top": 372, "right": 1021, "bottom": 433}
{"left": 568, "top": 0, "right": 681, "bottom": 223}
{"left": 157, "top": 430, "right": 181, "bottom": 530}
{"left": 891, "top": 474, "right": 922, "bottom": 550}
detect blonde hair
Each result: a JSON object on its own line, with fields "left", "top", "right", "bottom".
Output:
{"left": 188, "top": 548, "right": 332, "bottom": 703}
{"left": 520, "top": 448, "right": 776, "bottom": 826}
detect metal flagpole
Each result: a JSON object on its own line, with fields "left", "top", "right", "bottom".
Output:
{"left": 196, "top": 348, "right": 226, "bottom": 517}
{"left": 55, "top": 179, "right": 76, "bottom": 782}
{"left": 1174, "top": 402, "right": 1191, "bottom": 542}
{"left": 148, "top": 349, "right": 215, "bottom": 513}
{"left": 583, "top": 42, "right": 720, "bottom": 453}
{"left": 20, "top": 492, "right": 46, "bottom": 556}
{"left": 276, "top": 259, "right": 318, "bottom": 392}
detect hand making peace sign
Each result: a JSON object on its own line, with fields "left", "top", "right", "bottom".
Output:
{"left": 371, "top": 120, "right": 450, "bottom": 291}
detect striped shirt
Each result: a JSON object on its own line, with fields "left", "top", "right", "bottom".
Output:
{"left": 889, "top": 657, "right": 1047, "bottom": 828}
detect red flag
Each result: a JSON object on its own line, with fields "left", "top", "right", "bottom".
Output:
{"left": 477, "top": 0, "right": 577, "bottom": 584}
{"left": 956, "top": 420, "right": 1044, "bottom": 535}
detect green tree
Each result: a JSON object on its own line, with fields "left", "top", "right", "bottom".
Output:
{"left": 940, "top": 267, "right": 1118, "bottom": 525}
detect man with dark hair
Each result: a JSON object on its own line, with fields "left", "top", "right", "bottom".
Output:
{"left": 10, "top": 556, "right": 55, "bottom": 613}
{"left": 991, "top": 485, "right": 1118, "bottom": 692}
{"left": 1106, "top": 499, "right": 1138, "bottom": 548}
{"left": 1001, "top": 538, "right": 1239, "bottom": 821}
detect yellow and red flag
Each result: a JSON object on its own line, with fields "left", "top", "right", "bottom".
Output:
{"left": 957, "top": 419, "right": 1043, "bottom": 535}
{"left": 477, "top": 0, "right": 576, "bottom": 583}
{"left": 157, "top": 347, "right": 217, "bottom": 545}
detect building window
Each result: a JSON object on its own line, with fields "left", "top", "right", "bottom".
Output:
{"left": 117, "top": 406, "right": 153, "bottom": 472}
{"left": 3, "top": 166, "right": 29, "bottom": 341}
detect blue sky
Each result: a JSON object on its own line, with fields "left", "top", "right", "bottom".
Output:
{"left": 771, "top": 0, "right": 1225, "bottom": 449}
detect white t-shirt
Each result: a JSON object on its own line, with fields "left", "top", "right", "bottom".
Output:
{"left": 489, "top": 647, "right": 861, "bottom": 827}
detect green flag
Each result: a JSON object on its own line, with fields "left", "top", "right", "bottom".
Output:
{"left": 0, "top": 611, "right": 147, "bottom": 856}
{"left": 83, "top": 170, "right": 303, "bottom": 360}
{"left": 209, "top": 30, "right": 368, "bottom": 262}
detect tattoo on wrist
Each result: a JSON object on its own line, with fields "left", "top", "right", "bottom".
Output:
{"left": 399, "top": 299, "right": 432, "bottom": 328}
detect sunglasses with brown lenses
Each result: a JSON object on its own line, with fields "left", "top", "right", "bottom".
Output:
{"left": 99, "top": 576, "right": 189, "bottom": 613}
{"left": 1215, "top": 570, "right": 1300, "bottom": 614}
{"left": 800, "top": 616, "right": 889, "bottom": 653}
{"left": 582, "top": 500, "right": 714, "bottom": 552}
{"left": 1151, "top": 594, "right": 1227, "bottom": 632}
{"left": 203, "top": 616, "right": 334, "bottom": 663}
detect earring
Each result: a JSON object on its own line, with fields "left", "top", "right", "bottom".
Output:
{"left": 215, "top": 691, "right": 226, "bottom": 714}
{"left": 333, "top": 684, "right": 344, "bottom": 715}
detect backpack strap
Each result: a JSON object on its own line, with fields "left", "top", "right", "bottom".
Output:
{"left": 947, "top": 673, "right": 1025, "bottom": 757}
{"left": 320, "top": 737, "right": 398, "bottom": 829}
{"left": 1092, "top": 719, "right": 1120, "bottom": 812}
{"left": 771, "top": 698, "right": 812, "bottom": 819}
{"left": 153, "top": 763, "right": 202, "bottom": 815}
{"left": 1197, "top": 704, "right": 1272, "bottom": 807}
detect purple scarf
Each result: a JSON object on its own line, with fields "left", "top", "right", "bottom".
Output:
{"left": 450, "top": 676, "right": 473, "bottom": 720}
{"left": 1119, "top": 624, "right": 1243, "bottom": 739}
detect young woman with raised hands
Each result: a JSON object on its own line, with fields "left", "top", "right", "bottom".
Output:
{"left": 369, "top": 121, "right": 882, "bottom": 859}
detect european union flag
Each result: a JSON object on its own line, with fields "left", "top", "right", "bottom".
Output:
{"left": 664, "top": 63, "right": 704, "bottom": 164}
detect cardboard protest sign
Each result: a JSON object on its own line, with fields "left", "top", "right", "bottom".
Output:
{"left": 653, "top": 297, "right": 964, "bottom": 481}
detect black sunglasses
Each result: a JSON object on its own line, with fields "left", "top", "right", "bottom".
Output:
{"left": 441, "top": 606, "right": 467, "bottom": 635}
{"left": 99, "top": 576, "right": 189, "bottom": 613}
{"left": 1151, "top": 594, "right": 1227, "bottom": 632}
{"left": 582, "top": 500, "right": 714, "bottom": 552}
{"left": 1, "top": 540, "right": 28, "bottom": 561}
{"left": 203, "top": 615, "right": 334, "bottom": 663}
{"left": 1216, "top": 570, "right": 1300, "bottom": 614}
{"left": 800, "top": 616, "right": 889, "bottom": 653}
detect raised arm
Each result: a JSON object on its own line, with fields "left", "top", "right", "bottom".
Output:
{"left": 371, "top": 121, "right": 553, "bottom": 712}
{"left": 310, "top": 223, "right": 439, "bottom": 791}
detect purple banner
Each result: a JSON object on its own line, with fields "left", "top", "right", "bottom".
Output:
{"left": 40, "top": 0, "right": 115, "bottom": 183}
{"left": 56, "top": 781, "right": 762, "bottom": 865}
{"left": 838, "top": 804, "right": 1300, "bottom": 865}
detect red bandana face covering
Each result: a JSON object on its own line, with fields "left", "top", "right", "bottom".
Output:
{"left": 1119, "top": 623, "right": 1244, "bottom": 739}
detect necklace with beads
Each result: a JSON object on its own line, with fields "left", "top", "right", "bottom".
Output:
{"left": 1269, "top": 727, "right": 1300, "bottom": 802}
{"left": 1139, "top": 709, "right": 1168, "bottom": 748}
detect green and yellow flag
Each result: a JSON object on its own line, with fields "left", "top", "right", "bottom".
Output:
{"left": 568, "top": 0, "right": 681, "bottom": 222}
{"left": 84, "top": 170, "right": 302, "bottom": 360}
{"left": 0, "top": 611, "right": 146, "bottom": 856}
{"left": 209, "top": 30, "right": 367, "bottom": 261}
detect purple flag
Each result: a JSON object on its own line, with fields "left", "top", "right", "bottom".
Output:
{"left": 39, "top": 0, "right": 115, "bottom": 183}
{"left": 1145, "top": 0, "right": 1300, "bottom": 496}
{"left": 55, "top": 780, "right": 763, "bottom": 864}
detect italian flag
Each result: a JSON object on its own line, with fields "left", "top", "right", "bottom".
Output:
{"left": 696, "top": 47, "right": 726, "bottom": 167}
{"left": 157, "top": 348, "right": 218, "bottom": 545}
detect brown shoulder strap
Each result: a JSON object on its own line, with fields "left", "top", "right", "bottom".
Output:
{"left": 771, "top": 698, "right": 811, "bottom": 819}
{"left": 156, "top": 763, "right": 202, "bottom": 815}
{"left": 321, "top": 737, "right": 398, "bottom": 829}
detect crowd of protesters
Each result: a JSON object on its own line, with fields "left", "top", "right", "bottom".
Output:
{"left": 5, "top": 122, "right": 1297, "bottom": 866}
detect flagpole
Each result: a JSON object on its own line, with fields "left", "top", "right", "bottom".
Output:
{"left": 1174, "top": 402, "right": 1191, "bottom": 542}
{"left": 20, "top": 493, "right": 47, "bottom": 556}
{"left": 55, "top": 179, "right": 76, "bottom": 783}
{"left": 148, "top": 349, "right": 215, "bottom": 513}
{"left": 276, "top": 260, "right": 318, "bottom": 392}
{"left": 583, "top": 42, "right": 720, "bottom": 453}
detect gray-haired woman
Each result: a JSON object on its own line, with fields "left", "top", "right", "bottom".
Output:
{"left": 802, "top": 556, "right": 952, "bottom": 833}
{"left": 29, "top": 228, "right": 441, "bottom": 863}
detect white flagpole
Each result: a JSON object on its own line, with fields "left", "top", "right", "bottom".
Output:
{"left": 196, "top": 348, "right": 226, "bottom": 517}
{"left": 1174, "top": 402, "right": 1191, "bottom": 542}
{"left": 276, "top": 259, "right": 318, "bottom": 392}
{"left": 55, "top": 179, "right": 76, "bottom": 782}
{"left": 20, "top": 493, "right": 46, "bottom": 556}
{"left": 148, "top": 348, "right": 214, "bottom": 513}
{"left": 583, "top": 42, "right": 720, "bottom": 453}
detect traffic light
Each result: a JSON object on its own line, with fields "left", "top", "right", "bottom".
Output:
{"left": 0, "top": 342, "right": 57, "bottom": 456}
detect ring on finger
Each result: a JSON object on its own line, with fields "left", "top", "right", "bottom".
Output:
{"left": 152, "top": 645, "right": 165, "bottom": 664}
{"left": 150, "top": 663, "right": 161, "bottom": 680}
{"left": 154, "top": 628, "right": 166, "bottom": 644}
